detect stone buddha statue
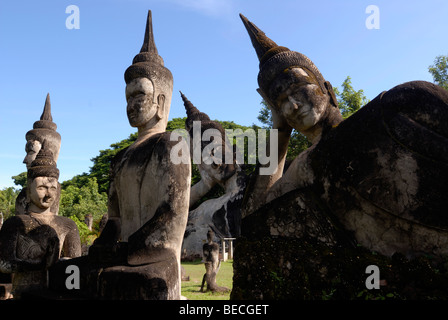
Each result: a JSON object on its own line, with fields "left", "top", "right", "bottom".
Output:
{"left": 179, "top": 92, "right": 246, "bottom": 259}
{"left": 68, "top": 10, "right": 191, "bottom": 300}
{"left": 239, "top": 14, "right": 448, "bottom": 258}
{"left": 0, "top": 149, "right": 81, "bottom": 298}
{"left": 16, "top": 93, "right": 61, "bottom": 215}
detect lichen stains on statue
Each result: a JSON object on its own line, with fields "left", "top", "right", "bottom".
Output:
{"left": 239, "top": 13, "right": 448, "bottom": 258}
{"left": 86, "top": 10, "right": 191, "bottom": 300}
{"left": 0, "top": 149, "right": 81, "bottom": 299}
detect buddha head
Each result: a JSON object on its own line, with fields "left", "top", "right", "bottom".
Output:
{"left": 181, "top": 92, "right": 238, "bottom": 186}
{"left": 24, "top": 93, "right": 61, "bottom": 168}
{"left": 26, "top": 149, "right": 59, "bottom": 214}
{"left": 124, "top": 10, "right": 173, "bottom": 132}
{"left": 240, "top": 14, "right": 342, "bottom": 140}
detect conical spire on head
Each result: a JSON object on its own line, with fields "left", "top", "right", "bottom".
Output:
{"left": 180, "top": 92, "right": 238, "bottom": 173}
{"left": 32, "top": 93, "right": 57, "bottom": 131}
{"left": 239, "top": 13, "right": 329, "bottom": 100}
{"left": 180, "top": 91, "right": 214, "bottom": 133}
{"left": 40, "top": 93, "right": 53, "bottom": 122}
{"left": 25, "top": 93, "right": 61, "bottom": 161}
{"left": 140, "top": 10, "right": 158, "bottom": 55}
{"left": 180, "top": 91, "right": 210, "bottom": 121}
{"left": 239, "top": 14, "right": 289, "bottom": 66}
{"left": 124, "top": 10, "right": 172, "bottom": 86}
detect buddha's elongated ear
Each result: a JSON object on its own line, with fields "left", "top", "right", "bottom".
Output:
{"left": 324, "top": 81, "right": 339, "bottom": 108}
{"left": 156, "top": 94, "right": 166, "bottom": 121}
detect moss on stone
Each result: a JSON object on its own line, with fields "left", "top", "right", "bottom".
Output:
{"left": 231, "top": 236, "right": 448, "bottom": 300}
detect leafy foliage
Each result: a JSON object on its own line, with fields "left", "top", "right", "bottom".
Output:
{"left": 428, "top": 54, "right": 448, "bottom": 91}
{"left": 11, "top": 172, "right": 27, "bottom": 188}
{"left": 0, "top": 187, "right": 19, "bottom": 220}
{"left": 89, "top": 132, "right": 138, "bottom": 193}
{"left": 59, "top": 176, "right": 107, "bottom": 221}
{"left": 69, "top": 215, "right": 99, "bottom": 247}
{"left": 333, "top": 76, "right": 369, "bottom": 118}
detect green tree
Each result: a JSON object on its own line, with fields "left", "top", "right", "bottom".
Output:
{"left": 0, "top": 187, "right": 19, "bottom": 219}
{"left": 333, "top": 76, "right": 369, "bottom": 118}
{"left": 69, "top": 215, "right": 98, "bottom": 247}
{"left": 429, "top": 55, "right": 448, "bottom": 91}
{"left": 11, "top": 172, "right": 27, "bottom": 188}
{"left": 166, "top": 117, "right": 187, "bottom": 131}
{"left": 59, "top": 176, "right": 107, "bottom": 221}
{"left": 89, "top": 132, "right": 138, "bottom": 193}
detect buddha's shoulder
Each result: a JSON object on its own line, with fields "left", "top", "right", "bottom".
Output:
{"left": 112, "top": 131, "right": 188, "bottom": 166}
{"left": 379, "top": 80, "right": 448, "bottom": 111}
{"left": 1, "top": 215, "right": 28, "bottom": 230}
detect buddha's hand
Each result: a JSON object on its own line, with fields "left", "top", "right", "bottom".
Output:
{"left": 269, "top": 103, "right": 292, "bottom": 134}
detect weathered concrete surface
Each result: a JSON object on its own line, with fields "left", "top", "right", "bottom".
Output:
{"left": 231, "top": 188, "right": 448, "bottom": 300}
{"left": 309, "top": 81, "right": 448, "bottom": 258}
{"left": 232, "top": 81, "right": 448, "bottom": 300}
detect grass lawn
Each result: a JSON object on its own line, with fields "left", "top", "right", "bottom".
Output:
{"left": 181, "top": 260, "right": 233, "bottom": 300}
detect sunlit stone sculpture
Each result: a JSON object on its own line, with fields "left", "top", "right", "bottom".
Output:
{"left": 16, "top": 94, "right": 62, "bottom": 216}
{"left": 239, "top": 13, "right": 448, "bottom": 258}
{"left": 50, "top": 10, "right": 191, "bottom": 300}
{"left": 0, "top": 150, "right": 81, "bottom": 299}
{"left": 232, "top": 14, "right": 448, "bottom": 300}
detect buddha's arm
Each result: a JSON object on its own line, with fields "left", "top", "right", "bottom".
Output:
{"left": 189, "top": 171, "right": 217, "bottom": 208}
{"left": 92, "top": 179, "right": 121, "bottom": 245}
{"left": 242, "top": 93, "right": 292, "bottom": 216}
{"left": 127, "top": 139, "right": 191, "bottom": 266}
{"left": 242, "top": 129, "right": 290, "bottom": 217}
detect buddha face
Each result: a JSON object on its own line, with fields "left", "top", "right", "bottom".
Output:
{"left": 23, "top": 140, "right": 42, "bottom": 169}
{"left": 197, "top": 132, "right": 237, "bottom": 186}
{"left": 273, "top": 67, "right": 329, "bottom": 133}
{"left": 28, "top": 176, "right": 58, "bottom": 213}
{"left": 126, "top": 77, "right": 157, "bottom": 128}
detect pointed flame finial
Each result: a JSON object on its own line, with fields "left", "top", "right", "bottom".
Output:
{"left": 140, "top": 10, "right": 158, "bottom": 55}
{"left": 40, "top": 93, "right": 53, "bottom": 122}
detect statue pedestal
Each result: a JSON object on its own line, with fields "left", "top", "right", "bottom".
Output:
{"left": 231, "top": 188, "right": 448, "bottom": 300}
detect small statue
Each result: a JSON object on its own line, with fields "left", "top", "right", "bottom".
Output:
{"left": 200, "top": 229, "right": 229, "bottom": 293}
{"left": 180, "top": 92, "right": 246, "bottom": 259}
{"left": 0, "top": 149, "right": 81, "bottom": 298}
{"left": 239, "top": 14, "right": 448, "bottom": 258}
{"left": 16, "top": 93, "right": 61, "bottom": 216}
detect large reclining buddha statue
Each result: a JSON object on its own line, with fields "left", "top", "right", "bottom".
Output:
{"left": 240, "top": 14, "right": 448, "bottom": 259}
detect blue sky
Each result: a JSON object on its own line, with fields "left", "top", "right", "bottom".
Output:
{"left": 0, "top": 0, "right": 447, "bottom": 188}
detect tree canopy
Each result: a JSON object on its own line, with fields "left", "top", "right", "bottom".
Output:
{"left": 333, "top": 76, "right": 369, "bottom": 118}
{"left": 0, "top": 187, "right": 19, "bottom": 220}
{"left": 429, "top": 54, "right": 448, "bottom": 91}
